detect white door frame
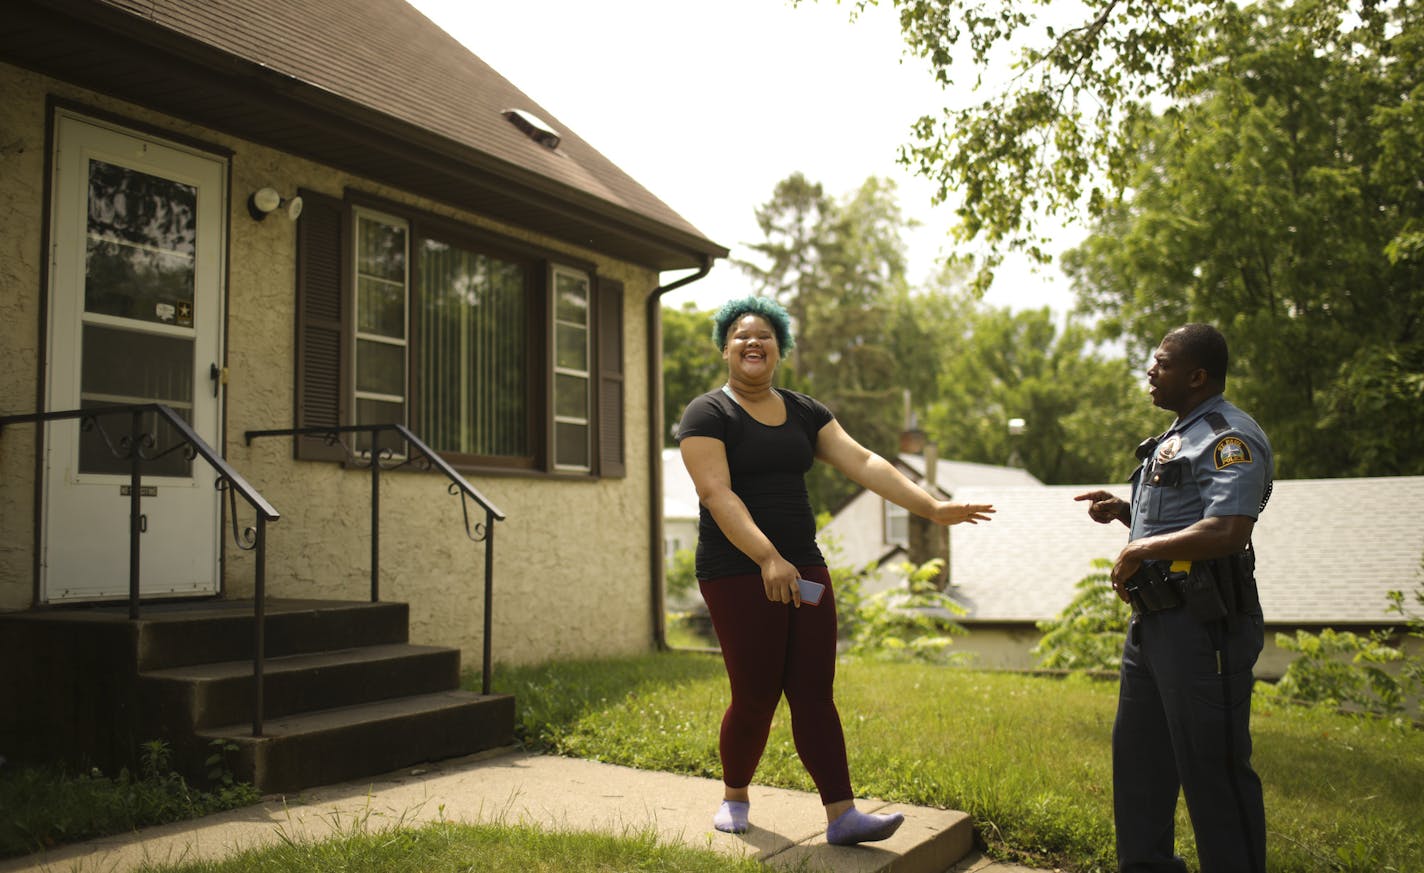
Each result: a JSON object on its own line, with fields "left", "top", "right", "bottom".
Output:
{"left": 42, "top": 110, "right": 227, "bottom": 602}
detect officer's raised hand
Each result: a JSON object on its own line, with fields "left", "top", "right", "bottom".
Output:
{"left": 1074, "top": 490, "right": 1129, "bottom": 526}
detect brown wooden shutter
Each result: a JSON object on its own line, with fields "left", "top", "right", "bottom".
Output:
{"left": 596, "top": 277, "right": 625, "bottom": 477}
{"left": 293, "top": 189, "right": 348, "bottom": 461}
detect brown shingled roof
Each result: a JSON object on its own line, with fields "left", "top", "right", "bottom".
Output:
{"left": 3, "top": 0, "right": 727, "bottom": 270}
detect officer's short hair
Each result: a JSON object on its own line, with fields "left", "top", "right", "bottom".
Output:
{"left": 1166, "top": 323, "right": 1229, "bottom": 383}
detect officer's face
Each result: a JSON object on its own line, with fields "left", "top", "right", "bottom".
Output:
{"left": 1146, "top": 340, "right": 1204, "bottom": 413}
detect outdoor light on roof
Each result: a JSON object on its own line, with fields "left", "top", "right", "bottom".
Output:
{"left": 502, "top": 109, "right": 561, "bottom": 150}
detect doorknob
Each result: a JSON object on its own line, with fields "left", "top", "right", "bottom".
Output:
{"left": 209, "top": 363, "right": 228, "bottom": 397}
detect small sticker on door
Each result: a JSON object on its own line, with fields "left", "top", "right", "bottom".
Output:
{"left": 155, "top": 301, "right": 176, "bottom": 323}
{"left": 176, "top": 300, "right": 193, "bottom": 327}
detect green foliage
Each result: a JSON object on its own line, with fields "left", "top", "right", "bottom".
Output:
{"left": 660, "top": 302, "right": 723, "bottom": 446}
{"left": 1065, "top": 0, "right": 1424, "bottom": 477}
{"left": 1267, "top": 628, "right": 1407, "bottom": 715}
{"left": 1034, "top": 558, "right": 1131, "bottom": 673}
{"left": 0, "top": 740, "right": 259, "bottom": 858}
{"left": 663, "top": 546, "right": 697, "bottom": 602}
{"left": 488, "top": 652, "right": 1424, "bottom": 872}
{"left": 844, "top": 558, "right": 972, "bottom": 664}
{"left": 736, "top": 173, "right": 918, "bottom": 512}
{"left": 919, "top": 305, "right": 1164, "bottom": 483}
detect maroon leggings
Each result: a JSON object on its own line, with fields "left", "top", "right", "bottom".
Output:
{"left": 699, "top": 565, "right": 852, "bottom": 805}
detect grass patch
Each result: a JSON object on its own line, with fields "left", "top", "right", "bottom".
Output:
{"left": 483, "top": 652, "right": 1424, "bottom": 873}
{"left": 129, "top": 817, "right": 765, "bottom": 873}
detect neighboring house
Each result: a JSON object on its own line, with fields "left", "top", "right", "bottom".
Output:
{"left": 820, "top": 452, "right": 1042, "bottom": 596}
{"left": 0, "top": 0, "right": 725, "bottom": 788}
{"left": 662, "top": 447, "right": 700, "bottom": 563}
{"left": 947, "top": 477, "right": 1424, "bottom": 677}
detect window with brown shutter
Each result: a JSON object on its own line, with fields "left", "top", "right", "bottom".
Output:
{"left": 292, "top": 190, "right": 625, "bottom": 477}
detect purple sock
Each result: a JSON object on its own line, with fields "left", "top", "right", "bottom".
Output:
{"left": 713, "top": 800, "right": 750, "bottom": 834}
{"left": 826, "top": 806, "right": 904, "bottom": 846}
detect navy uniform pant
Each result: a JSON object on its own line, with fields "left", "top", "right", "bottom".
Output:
{"left": 1113, "top": 606, "right": 1266, "bottom": 873}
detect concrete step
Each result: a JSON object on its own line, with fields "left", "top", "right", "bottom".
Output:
{"left": 140, "top": 643, "right": 462, "bottom": 730}
{"left": 133, "top": 599, "right": 409, "bottom": 670}
{"left": 198, "top": 690, "right": 515, "bottom": 794}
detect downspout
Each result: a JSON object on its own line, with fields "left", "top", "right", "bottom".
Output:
{"left": 647, "top": 256, "right": 714, "bottom": 650}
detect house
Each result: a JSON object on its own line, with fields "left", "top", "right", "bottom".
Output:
{"left": 819, "top": 451, "right": 1042, "bottom": 596}
{"left": 662, "top": 447, "right": 700, "bottom": 563}
{"left": 946, "top": 477, "right": 1424, "bottom": 677}
{"left": 0, "top": 0, "right": 726, "bottom": 790}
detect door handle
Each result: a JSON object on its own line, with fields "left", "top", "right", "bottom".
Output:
{"left": 209, "top": 363, "right": 228, "bottom": 397}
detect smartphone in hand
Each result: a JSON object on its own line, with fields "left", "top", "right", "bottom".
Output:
{"left": 796, "top": 577, "right": 825, "bottom": 606}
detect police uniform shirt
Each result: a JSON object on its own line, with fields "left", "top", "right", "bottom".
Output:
{"left": 1129, "top": 394, "right": 1274, "bottom": 540}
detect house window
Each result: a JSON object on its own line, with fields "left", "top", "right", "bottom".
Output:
{"left": 353, "top": 208, "right": 408, "bottom": 452}
{"left": 552, "top": 267, "right": 590, "bottom": 471}
{"left": 295, "top": 190, "right": 625, "bottom": 476}
{"left": 416, "top": 238, "right": 530, "bottom": 460}
{"left": 884, "top": 500, "right": 908, "bottom": 548}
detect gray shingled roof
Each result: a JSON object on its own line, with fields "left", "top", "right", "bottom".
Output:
{"left": 4, "top": 0, "right": 725, "bottom": 269}
{"left": 898, "top": 454, "right": 1044, "bottom": 492}
{"left": 949, "top": 478, "right": 1424, "bottom": 625}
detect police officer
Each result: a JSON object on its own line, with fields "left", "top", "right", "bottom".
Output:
{"left": 1075, "top": 324, "right": 1272, "bottom": 873}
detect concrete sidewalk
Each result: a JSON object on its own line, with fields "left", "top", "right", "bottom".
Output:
{"left": 0, "top": 749, "right": 1053, "bottom": 873}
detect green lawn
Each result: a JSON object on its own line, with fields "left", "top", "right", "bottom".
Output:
{"left": 483, "top": 651, "right": 1424, "bottom": 873}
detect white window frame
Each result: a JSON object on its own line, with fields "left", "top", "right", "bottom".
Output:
{"left": 884, "top": 499, "right": 909, "bottom": 548}
{"left": 351, "top": 207, "right": 410, "bottom": 451}
{"left": 551, "top": 265, "right": 591, "bottom": 472}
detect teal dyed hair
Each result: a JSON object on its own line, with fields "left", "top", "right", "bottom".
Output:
{"left": 711, "top": 296, "right": 795, "bottom": 353}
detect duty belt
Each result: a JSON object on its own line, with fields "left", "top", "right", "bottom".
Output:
{"left": 1126, "top": 554, "right": 1260, "bottom": 622}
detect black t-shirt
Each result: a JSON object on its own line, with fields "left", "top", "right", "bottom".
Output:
{"left": 675, "top": 387, "right": 834, "bottom": 580}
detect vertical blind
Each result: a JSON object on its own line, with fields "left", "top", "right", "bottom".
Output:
{"left": 417, "top": 239, "right": 529, "bottom": 458}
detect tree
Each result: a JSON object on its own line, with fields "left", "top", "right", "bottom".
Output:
{"left": 1063, "top": 0, "right": 1424, "bottom": 476}
{"left": 661, "top": 302, "right": 724, "bottom": 446}
{"left": 817, "top": 0, "right": 1393, "bottom": 293}
{"left": 920, "top": 304, "right": 1162, "bottom": 483}
{"left": 737, "top": 174, "right": 920, "bottom": 510}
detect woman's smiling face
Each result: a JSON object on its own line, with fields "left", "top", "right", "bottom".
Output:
{"left": 722, "top": 313, "right": 780, "bottom": 379}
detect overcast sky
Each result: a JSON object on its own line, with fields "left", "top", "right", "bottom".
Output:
{"left": 405, "top": 0, "right": 1082, "bottom": 314}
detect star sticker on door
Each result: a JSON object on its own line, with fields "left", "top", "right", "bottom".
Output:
{"left": 177, "top": 300, "right": 193, "bottom": 327}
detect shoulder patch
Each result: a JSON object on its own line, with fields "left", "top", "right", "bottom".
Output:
{"left": 1205, "top": 411, "right": 1232, "bottom": 435}
{"left": 1213, "top": 436, "right": 1252, "bottom": 469}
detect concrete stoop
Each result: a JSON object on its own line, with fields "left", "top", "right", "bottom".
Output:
{"left": 0, "top": 751, "right": 981, "bottom": 873}
{"left": 0, "top": 599, "right": 514, "bottom": 794}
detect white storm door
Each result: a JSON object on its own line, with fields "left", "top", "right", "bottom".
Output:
{"left": 42, "top": 111, "right": 226, "bottom": 602}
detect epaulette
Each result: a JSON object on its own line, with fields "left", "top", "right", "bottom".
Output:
{"left": 1205, "top": 411, "right": 1232, "bottom": 435}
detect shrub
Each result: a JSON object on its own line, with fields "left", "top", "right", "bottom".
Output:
{"left": 1033, "top": 558, "right": 1130, "bottom": 673}
{"left": 845, "top": 558, "right": 972, "bottom": 664}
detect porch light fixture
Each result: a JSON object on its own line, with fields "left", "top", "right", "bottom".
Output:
{"left": 502, "top": 109, "right": 561, "bottom": 150}
{"left": 247, "top": 187, "right": 304, "bottom": 221}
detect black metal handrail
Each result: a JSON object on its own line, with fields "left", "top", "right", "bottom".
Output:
{"left": 243, "top": 423, "right": 506, "bottom": 694}
{"left": 0, "top": 403, "right": 280, "bottom": 736}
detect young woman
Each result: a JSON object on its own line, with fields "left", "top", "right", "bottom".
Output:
{"left": 677, "top": 296, "right": 994, "bottom": 844}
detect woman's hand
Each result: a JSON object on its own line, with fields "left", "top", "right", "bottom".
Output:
{"left": 760, "top": 555, "right": 803, "bottom": 606}
{"left": 928, "top": 501, "right": 996, "bottom": 526}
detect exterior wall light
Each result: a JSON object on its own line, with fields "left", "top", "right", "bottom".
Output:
{"left": 247, "top": 187, "right": 304, "bottom": 221}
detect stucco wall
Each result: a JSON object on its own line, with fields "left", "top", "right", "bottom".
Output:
{"left": 0, "top": 62, "right": 661, "bottom": 667}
